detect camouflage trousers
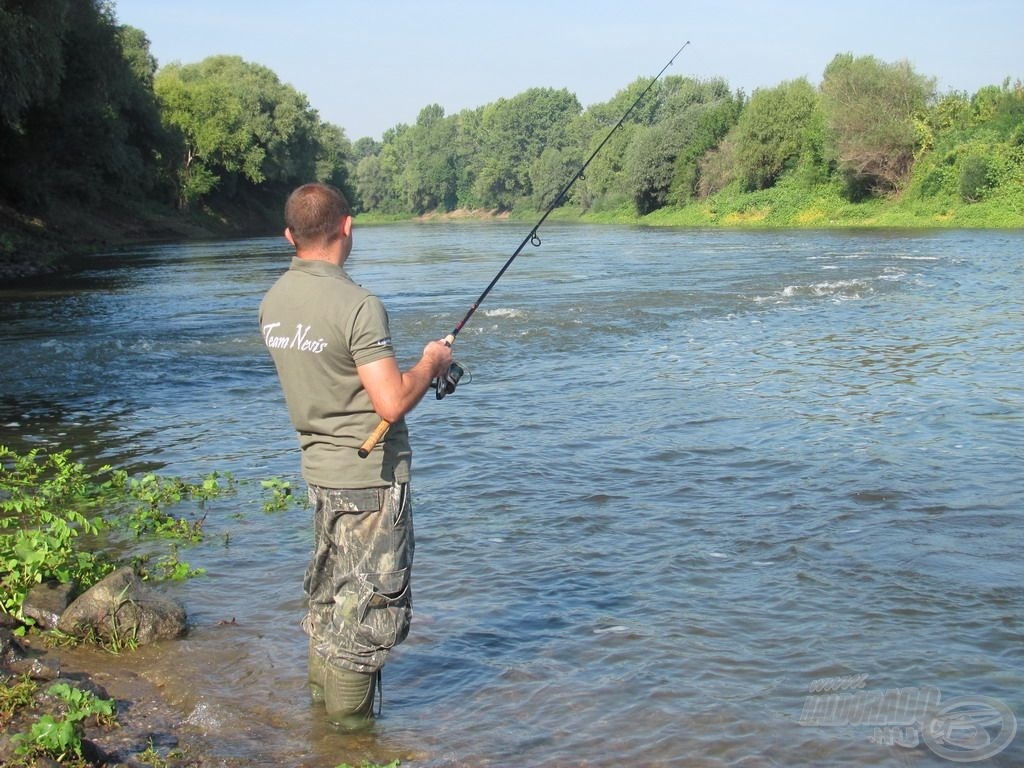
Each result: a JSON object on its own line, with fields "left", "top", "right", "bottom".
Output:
{"left": 303, "top": 480, "right": 414, "bottom": 675}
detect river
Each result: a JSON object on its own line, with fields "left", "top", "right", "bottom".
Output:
{"left": 1, "top": 224, "right": 1021, "bottom": 767}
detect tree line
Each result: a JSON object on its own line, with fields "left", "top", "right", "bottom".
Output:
{"left": 2, "top": 0, "right": 1021, "bottom": 239}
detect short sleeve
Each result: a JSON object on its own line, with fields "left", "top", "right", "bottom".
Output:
{"left": 349, "top": 295, "right": 396, "bottom": 366}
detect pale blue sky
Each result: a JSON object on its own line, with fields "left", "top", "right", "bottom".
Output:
{"left": 113, "top": 0, "right": 1022, "bottom": 141}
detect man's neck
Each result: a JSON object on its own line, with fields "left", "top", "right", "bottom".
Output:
{"left": 296, "top": 248, "right": 344, "bottom": 266}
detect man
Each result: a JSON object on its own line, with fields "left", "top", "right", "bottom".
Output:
{"left": 259, "top": 183, "right": 452, "bottom": 725}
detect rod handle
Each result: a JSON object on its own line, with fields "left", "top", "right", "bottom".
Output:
{"left": 357, "top": 420, "right": 391, "bottom": 458}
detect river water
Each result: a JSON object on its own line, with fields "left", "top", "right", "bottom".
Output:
{"left": 1, "top": 224, "right": 1021, "bottom": 767}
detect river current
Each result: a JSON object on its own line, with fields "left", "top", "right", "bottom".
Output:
{"left": 1, "top": 224, "right": 1021, "bottom": 766}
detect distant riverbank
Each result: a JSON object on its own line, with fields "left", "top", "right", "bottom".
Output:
{"left": 4, "top": 181, "right": 1020, "bottom": 284}
{"left": 383, "top": 180, "right": 1024, "bottom": 230}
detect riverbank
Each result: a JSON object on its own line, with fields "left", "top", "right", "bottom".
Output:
{"left": 4, "top": 179, "right": 1021, "bottom": 285}
{"left": 385, "top": 182, "right": 1024, "bottom": 231}
{"left": 2, "top": 619, "right": 217, "bottom": 767}
{"left": 0, "top": 194, "right": 279, "bottom": 285}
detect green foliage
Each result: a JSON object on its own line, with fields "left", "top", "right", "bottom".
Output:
{"left": 623, "top": 78, "right": 742, "bottom": 213}
{"left": 469, "top": 88, "right": 581, "bottom": 209}
{"left": 820, "top": 53, "right": 936, "bottom": 197}
{"left": 0, "top": 675, "right": 39, "bottom": 725}
{"left": 10, "top": 682, "right": 115, "bottom": 764}
{"left": 154, "top": 55, "right": 339, "bottom": 209}
{"left": 0, "top": 0, "right": 168, "bottom": 208}
{"left": 959, "top": 152, "right": 992, "bottom": 201}
{"left": 0, "top": 447, "right": 114, "bottom": 619}
{"left": 135, "top": 739, "right": 190, "bottom": 767}
{"left": 734, "top": 78, "right": 820, "bottom": 190}
{"left": 2, "top": 7, "right": 1022, "bottom": 240}
{"left": 0, "top": 2, "right": 67, "bottom": 129}
{"left": 0, "top": 447, "right": 230, "bottom": 620}
{"left": 260, "top": 477, "right": 299, "bottom": 513}
{"left": 530, "top": 146, "right": 581, "bottom": 210}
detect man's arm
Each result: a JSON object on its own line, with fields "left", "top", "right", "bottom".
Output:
{"left": 357, "top": 340, "right": 453, "bottom": 424}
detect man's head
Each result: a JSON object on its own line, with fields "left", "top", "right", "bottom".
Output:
{"left": 284, "top": 183, "right": 352, "bottom": 258}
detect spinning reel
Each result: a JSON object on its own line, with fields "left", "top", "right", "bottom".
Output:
{"left": 434, "top": 360, "right": 466, "bottom": 400}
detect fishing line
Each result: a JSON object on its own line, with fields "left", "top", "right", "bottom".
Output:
{"left": 359, "top": 41, "right": 691, "bottom": 458}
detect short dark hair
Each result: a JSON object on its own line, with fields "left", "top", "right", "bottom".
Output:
{"left": 284, "top": 183, "right": 351, "bottom": 249}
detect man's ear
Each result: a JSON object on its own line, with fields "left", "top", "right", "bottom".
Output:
{"left": 341, "top": 215, "right": 353, "bottom": 238}
{"left": 284, "top": 227, "right": 296, "bottom": 246}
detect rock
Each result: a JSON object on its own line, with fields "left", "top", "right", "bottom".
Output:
{"left": 2, "top": 621, "right": 61, "bottom": 679}
{"left": 57, "top": 568, "right": 187, "bottom": 646}
{"left": 23, "top": 580, "right": 77, "bottom": 629}
{"left": 1, "top": 625, "right": 26, "bottom": 666}
{"left": 7, "top": 654, "right": 61, "bottom": 680}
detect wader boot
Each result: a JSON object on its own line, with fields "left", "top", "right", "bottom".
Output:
{"left": 308, "top": 638, "right": 326, "bottom": 704}
{"left": 323, "top": 661, "right": 378, "bottom": 727}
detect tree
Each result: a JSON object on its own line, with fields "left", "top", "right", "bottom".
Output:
{"left": 154, "top": 56, "right": 320, "bottom": 208}
{"left": 622, "top": 78, "right": 741, "bottom": 213}
{"left": 529, "top": 146, "right": 580, "bottom": 210}
{"left": 0, "top": 0, "right": 67, "bottom": 131}
{"left": 0, "top": 0, "right": 167, "bottom": 207}
{"left": 820, "top": 53, "right": 935, "bottom": 197}
{"left": 354, "top": 154, "right": 389, "bottom": 212}
{"left": 733, "top": 78, "right": 819, "bottom": 191}
{"left": 574, "top": 77, "right": 661, "bottom": 209}
{"left": 401, "top": 104, "right": 458, "bottom": 213}
{"left": 314, "top": 122, "right": 354, "bottom": 204}
{"left": 470, "top": 88, "right": 581, "bottom": 209}
{"left": 627, "top": 123, "right": 677, "bottom": 214}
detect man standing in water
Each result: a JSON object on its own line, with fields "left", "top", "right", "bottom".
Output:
{"left": 259, "top": 183, "right": 452, "bottom": 725}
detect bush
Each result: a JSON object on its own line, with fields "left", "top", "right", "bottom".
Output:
{"left": 959, "top": 153, "right": 991, "bottom": 201}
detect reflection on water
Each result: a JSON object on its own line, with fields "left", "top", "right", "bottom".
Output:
{"left": 1, "top": 226, "right": 1022, "bottom": 766}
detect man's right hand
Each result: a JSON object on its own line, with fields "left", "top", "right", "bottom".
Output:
{"left": 422, "top": 339, "right": 454, "bottom": 379}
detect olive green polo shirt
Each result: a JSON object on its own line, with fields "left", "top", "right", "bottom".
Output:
{"left": 259, "top": 257, "right": 411, "bottom": 488}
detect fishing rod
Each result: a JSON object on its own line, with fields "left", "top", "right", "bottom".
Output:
{"left": 358, "top": 41, "right": 691, "bottom": 459}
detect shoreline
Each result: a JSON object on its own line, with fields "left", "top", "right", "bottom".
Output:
{"left": 4, "top": 194, "right": 1020, "bottom": 286}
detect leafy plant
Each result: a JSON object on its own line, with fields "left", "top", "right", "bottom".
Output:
{"left": 0, "top": 447, "right": 116, "bottom": 620}
{"left": 133, "top": 544, "right": 206, "bottom": 582}
{"left": 10, "top": 682, "right": 115, "bottom": 763}
{"left": 261, "top": 477, "right": 299, "bottom": 513}
{"left": 1, "top": 446, "right": 233, "bottom": 621}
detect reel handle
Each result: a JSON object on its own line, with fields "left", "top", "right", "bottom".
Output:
{"left": 357, "top": 334, "right": 456, "bottom": 459}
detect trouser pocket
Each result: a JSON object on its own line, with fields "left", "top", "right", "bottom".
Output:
{"left": 304, "top": 481, "right": 413, "bottom": 674}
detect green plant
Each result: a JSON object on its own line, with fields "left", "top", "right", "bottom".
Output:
{"left": 136, "top": 739, "right": 189, "bottom": 767}
{"left": 1, "top": 446, "right": 233, "bottom": 622}
{"left": 261, "top": 477, "right": 299, "bottom": 513}
{"left": 112, "top": 470, "right": 231, "bottom": 541}
{"left": 0, "top": 675, "right": 39, "bottom": 724}
{"left": 10, "top": 682, "right": 115, "bottom": 763}
{"left": 133, "top": 544, "right": 206, "bottom": 582}
{"left": 0, "top": 447, "right": 116, "bottom": 620}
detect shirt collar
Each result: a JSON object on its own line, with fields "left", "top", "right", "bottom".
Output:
{"left": 289, "top": 256, "right": 353, "bottom": 282}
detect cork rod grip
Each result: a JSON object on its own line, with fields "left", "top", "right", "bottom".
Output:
{"left": 357, "top": 420, "right": 391, "bottom": 458}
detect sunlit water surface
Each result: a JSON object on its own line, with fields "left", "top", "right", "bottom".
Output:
{"left": 1, "top": 224, "right": 1021, "bottom": 767}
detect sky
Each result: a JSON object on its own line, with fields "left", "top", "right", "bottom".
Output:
{"left": 112, "top": 0, "right": 1023, "bottom": 142}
